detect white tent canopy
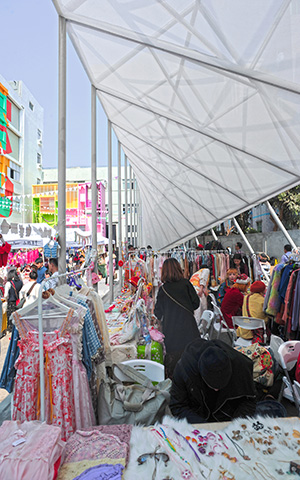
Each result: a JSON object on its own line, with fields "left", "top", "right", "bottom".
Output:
{"left": 0, "top": 222, "right": 56, "bottom": 249}
{"left": 69, "top": 228, "right": 111, "bottom": 245}
{"left": 53, "top": 0, "right": 300, "bottom": 249}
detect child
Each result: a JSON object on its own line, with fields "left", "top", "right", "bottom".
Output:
{"left": 217, "top": 268, "right": 238, "bottom": 306}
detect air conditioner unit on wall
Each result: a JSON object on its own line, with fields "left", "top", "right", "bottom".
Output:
{"left": 37, "top": 139, "right": 43, "bottom": 147}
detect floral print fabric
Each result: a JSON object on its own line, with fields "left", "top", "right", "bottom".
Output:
{"left": 58, "top": 430, "right": 128, "bottom": 480}
{"left": 12, "top": 312, "right": 76, "bottom": 440}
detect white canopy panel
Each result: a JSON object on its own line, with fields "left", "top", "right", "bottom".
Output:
{"left": 53, "top": 0, "right": 300, "bottom": 249}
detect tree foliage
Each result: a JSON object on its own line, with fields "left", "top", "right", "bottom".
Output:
{"left": 269, "top": 185, "right": 300, "bottom": 230}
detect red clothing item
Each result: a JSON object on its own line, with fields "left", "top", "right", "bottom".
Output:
{"left": 221, "top": 287, "right": 244, "bottom": 329}
{"left": 0, "top": 242, "right": 11, "bottom": 267}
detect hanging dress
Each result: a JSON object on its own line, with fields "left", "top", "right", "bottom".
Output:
{"left": 12, "top": 310, "right": 76, "bottom": 440}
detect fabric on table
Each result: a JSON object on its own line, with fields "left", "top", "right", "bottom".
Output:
{"left": 73, "top": 464, "right": 124, "bottom": 480}
{"left": 84, "top": 424, "right": 132, "bottom": 464}
{"left": 0, "top": 420, "right": 65, "bottom": 480}
{"left": 110, "top": 342, "right": 137, "bottom": 364}
{"left": 58, "top": 430, "right": 128, "bottom": 480}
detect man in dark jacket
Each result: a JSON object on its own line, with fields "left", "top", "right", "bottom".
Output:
{"left": 170, "top": 338, "right": 256, "bottom": 423}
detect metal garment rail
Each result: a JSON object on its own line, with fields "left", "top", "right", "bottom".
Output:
{"left": 37, "top": 266, "right": 91, "bottom": 422}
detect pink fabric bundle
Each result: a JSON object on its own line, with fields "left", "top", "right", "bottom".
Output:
{"left": 0, "top": 421, "right": 65, "bottom": 480}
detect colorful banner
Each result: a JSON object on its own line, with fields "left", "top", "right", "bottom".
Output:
{"left": 0, "top": 173, "right": 13, "bottom": 217}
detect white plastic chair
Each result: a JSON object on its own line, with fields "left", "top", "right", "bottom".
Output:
{"left": 198, "top": 310, "right": 214, "bottom": 339}
{"left": 114, "top": 359, "right": 165, "bottom": 383}
{"left": 232, "top": 316, "right": 267, "bottom": 347}
{"left": 278, "top": 341, "right": 300, "bottom": 414}
{"left": 208, "top": 294, "right": 234, "bottom": 343}
{"left": 269, "top": 334, "right": 284, "bottom": 364}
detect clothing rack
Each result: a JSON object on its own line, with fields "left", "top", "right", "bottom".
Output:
{"left": 37, "top": 264, "right": 93, "bottom": 421}
{"left": 136, "top": 248, "right": 229, "bottom": 257}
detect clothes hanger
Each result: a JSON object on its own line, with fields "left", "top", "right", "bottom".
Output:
{"left": 53, "top": 291, "right": 88, "bottom": 320}
{"left": 16, "top": 293, "right": 70, "bottom": 319}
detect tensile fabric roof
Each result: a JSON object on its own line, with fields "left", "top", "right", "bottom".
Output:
{"left": 53, "top": 0, "right": 300, "bottom": 249}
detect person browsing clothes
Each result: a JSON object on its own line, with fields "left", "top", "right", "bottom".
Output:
{"left": 154, "top": 257, "right": 200, "bottom": 378}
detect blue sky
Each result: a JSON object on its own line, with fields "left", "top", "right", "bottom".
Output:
{"left": 2, "top": 0, "right": 112, "bottom": 169}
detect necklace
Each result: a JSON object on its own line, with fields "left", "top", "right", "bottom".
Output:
{"left": 151, "top": 427, "right": 210, "bottom": 480}
{"left": 254, "top": 462, "right": 277, "bottom": 480}
{"left": 173, "top": 429, "right": 202, "bottom": 463}
{"left": 240, "top": 463, "right": 259, "bottom": 479}
{"left": 225, "top": 433, "right": 250, "bottom": 461}
{"left": 151, "top": 427, "right": 194, "bottom": 478}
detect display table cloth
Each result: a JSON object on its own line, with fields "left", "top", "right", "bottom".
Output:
{"left": 124, "top": 416, "right": 300, "bottom": 479}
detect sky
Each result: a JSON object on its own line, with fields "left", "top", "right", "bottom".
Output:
{"left": 2, "top": 0, "right": 113, "bottom": 169}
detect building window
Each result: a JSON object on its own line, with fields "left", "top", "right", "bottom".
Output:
{"left": 37, "top": 129, "right": 42, "bottom": 139}
{"left": 14, "top": 197, "right": 21, "bottom": 212}
{"left": 9, "top": 101, "right": 20, "bottom": 130}
{"left": 7, "top": 128, "right": 19, "bottom": 161}
{"left": 256, "top": 220, "right": 262, "bottom": 233}
{"left": 29, "top": 101, "right": 34, "bottom": 111}
{"left": 37, "top": 153, "right": 42, "bottom": 165}
{"left": 9, "top": 161, "right": 20, "bottom": 182}
{"left": 37, "top": 178, "right": 41, "bottom": 184}
{"left": 122, "top": 179, "right": 134, "bottom": 189}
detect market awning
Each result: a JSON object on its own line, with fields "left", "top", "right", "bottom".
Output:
{"left": 1, "top": 222, "right": 55, "bottom": 249}
{"left": 52, "top": 0, "right": 300, "bottom": 249}
{"left": 68, "top": 228, "right": 112, "bottom": 245}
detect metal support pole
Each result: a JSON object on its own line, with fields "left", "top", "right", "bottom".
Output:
{"left": 108, "top": 120, "right": 114, "bottom": 303}
{"left": 117, "top": 141, "right": 123, "bottom": 286}
{"left": 211, "top": 228, "right": 218, "bottom": 241}
{"left": 133, "top": 173, "right": 137, "bottom": 247}
{"left": 38, "top": 279, "right": 46, "bottom": 421}
{"left": 58, "top": 15, "right": 67, "bottom": 277}
{"left": 266, "top": 201, "right": 296, "bottom": 249}
{"left": 233, "top": 218, "right": 255, "bottom": 254}
{"left": 136, "top": 180, "right": 140, "bottom": 247}
{"left": 129, "top": 164, "right": 133, "bottom": 245}
{"left": 91, "top": 85, "right": 98, "bottom": 290}
{"left": 124, "top": 155, "right": 128, "bottom": 245}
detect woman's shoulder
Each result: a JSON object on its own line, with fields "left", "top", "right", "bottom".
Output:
{"left": 181, "top": 278, "right": 193, "bottom": 287}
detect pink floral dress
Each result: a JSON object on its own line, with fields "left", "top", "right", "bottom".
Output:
{"left": 12, "top": 311, "right": 76, "bottom": 440}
